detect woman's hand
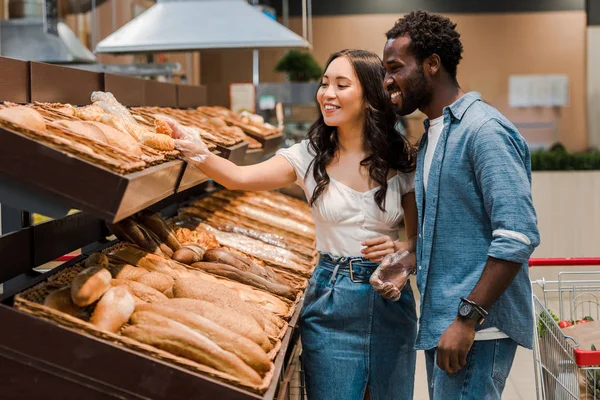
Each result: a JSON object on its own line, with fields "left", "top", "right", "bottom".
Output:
{"left": 361, "top": 236, "right": 396, "bottom": 262}
{"left": 162, "top": 115, "right": 211, "bottom": 162}
{"left": 174, "top": 138, "right": 210, "bottom": 162}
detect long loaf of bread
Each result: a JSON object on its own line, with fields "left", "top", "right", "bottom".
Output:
{"left": 90, "top": 286, "right": 135, "bottom": 332}
{"left": 111, "top": 279, "right": 168, "bottom": 303}
{"left": 109, "top": 246, "right": 192, "bottom": 279}
{"left": 173, "top": 277, "right": 280, "bottom": 336}
{"left": 132, "top": 306, "right": 271, "bottom": 374}
{"left": 162, "top": 298, "right": 271, "bottom": 351}
{"left": 122, "top": 322, "right": 263, "bottom": 386}
{"left": 190, "top": 260, "right": 296, "bottom": 300}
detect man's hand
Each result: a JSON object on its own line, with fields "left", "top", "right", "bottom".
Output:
{"left": 361, "top": 236, "right": 395, "bottom": 262}
{"left": 436, "top": 318, "right": 476, "bottom": 374}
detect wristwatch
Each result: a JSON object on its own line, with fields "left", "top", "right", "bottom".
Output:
{"left": 457, "top": 297, "right": 488, "bottom": 325}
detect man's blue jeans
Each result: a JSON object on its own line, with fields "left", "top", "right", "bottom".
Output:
{"left": 425, "top": 338, "right": 518, "bottom": 399}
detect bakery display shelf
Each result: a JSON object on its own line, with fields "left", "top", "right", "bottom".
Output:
{"left": 243, "top": 133, "right": 283, "bottom": 156}
{"left": 0, "top": 211, "right": 107, "bottom": 285}
{"left": 0, "top": 124, "right": 185, "bottom": 224}
{"left": 217, "top": 141, "right": 250, "bottom": 165}
{"left": 0, "top": 246, "right": 299, "bottom": 400}
{"left": 242, "top": 148, "right": 265, "bottom": 166}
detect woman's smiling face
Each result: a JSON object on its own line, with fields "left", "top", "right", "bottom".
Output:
{"left": 316, "top": 56, "right": 365, "bottom": 128}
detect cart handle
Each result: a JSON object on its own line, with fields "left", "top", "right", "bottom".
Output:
{"left": 529, "top": 258, "right": 600, "bottom": 267}
{"left": 574, "top": 348, "right": 600, "bottom": 367}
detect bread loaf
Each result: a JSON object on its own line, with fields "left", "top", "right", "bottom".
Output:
{"left": 122, "top": 322, "right": 262, "bottom": 385}
{"left": 162, "top": 298, "right": 271, "bottom": 351}
{"left": 141, "top": 133, "right": 175, "bottom": 151}
{"left": 154, "top": 118, "right": 173, "bottom": 136}
{"left": 70, "top": 267, "right": 112, "bottom": 307}
{"left": 113, "top": 219, "right": 165, "bottom": 256}
{"left": 0, "top": 106, "right": 46, "bottom": 131}
{"left": 139, "top": 223, "right": 174, "bottom": 258}
{"left": 107, "top": 263, "right": 149, "bottom": 280}
{"left": 85, "top": 253, "right": 109, "bottom": 269}
{"left": 134, "top": 272, "right": 174, "bottom": 293}
{"left": 172, "top": 244, "right": 204, "bottom": 265}
{"left": 173, "top": 277, "right": 274, "bottom": 330}
{"left": 190, "top": 261, "right": 295, "bottom": 300}
{"left": 87, "top": 121, "right": 143, "bottom": 157}
{"left": 138, "top": 211, "right": 182, "bottom": 252}
{"left": 111, "top": 279, "right": 168, "bottom": 303}
{"left": 131, "top": 307, "right": 271, "bottom": 373}
{"left": 90, "top": 286, "right": 135, "bottom": 332}
{"left": 222, "top": 279, "right": 290, "bottom": 318}
{"left": 44, "top": 287, "right": 85, "bottom": 318}
{"left": 54, "top": 120, "right": 107, "bottom": 144}
{"left": 109, "top": 246, "right": 192, "bottom": 279}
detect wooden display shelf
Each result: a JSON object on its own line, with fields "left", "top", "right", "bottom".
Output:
{"left": 242, "top": 148, "right": 265, "bottom": 166}
{"left": 216, "top": 141, "right": 249, "bottom": 165}
{"left": 0, "top": 252, "right": 298, "bottom": 400}
{"left": 244, "top": 133, "right": 283, "bottom": 156}
{"left": 0, "top": 126, "right": 184, "bottom": 224}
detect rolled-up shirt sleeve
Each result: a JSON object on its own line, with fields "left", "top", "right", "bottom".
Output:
{"left": 470, "top": 119, "right": 540, "bottom": 264}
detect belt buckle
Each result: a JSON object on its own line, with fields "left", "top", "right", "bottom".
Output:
{"left": 349, "top": 259, "right": 368, "bottom": 283}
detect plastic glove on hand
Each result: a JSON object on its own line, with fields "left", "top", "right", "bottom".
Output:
{"left": 369, "top": 250, "right": 416, "bottom": 301}
{"left": 174, "top": 139, "right": 210, "bottom": 163}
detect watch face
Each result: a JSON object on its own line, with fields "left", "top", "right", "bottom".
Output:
{"left": 459, "top": 303, "right": 473, "bottom": 317}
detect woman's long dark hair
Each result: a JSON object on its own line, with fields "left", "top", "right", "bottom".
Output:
{"left": 306, "top": 49, "right": 416, "bottom": 211}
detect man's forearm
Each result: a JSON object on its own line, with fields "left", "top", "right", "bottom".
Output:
{"left": 467, "top": 256, "right": 522, "bottom": 311}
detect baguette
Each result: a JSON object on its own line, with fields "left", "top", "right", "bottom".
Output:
{"left": 111, "top": 279, "right": 168, "bottom": 303}
{"left": 134, "top": 272, "right": 174, "bottom": 293}
{"left": 131, "top": 307, "right": 271, "bottom": 373}
{"left": 173, "top": 277, "right": 273, "bottom": 330}
{"left": 172, "top": 244, "right": 204, "bottom": 265}
{"left": 204, "top": 248, "right": 271, "bottom": 277}
{"left": 189, "top": 261, "right": 295, "bottom": 300}
{"left": 86, "top": 121, "right": 143, "bottom": 157}
{"left": 109, "top": 246, "right": 192, "bottom": 279}
{"left": 162, "top": 298, "right": 271, "bottom": 351}
{"left": 138, "top": 222, "right": 174, "bottom": 258}
{"left": 70, "top": 267, "right": 112, "bottom": 307}
{"left": 90, "top": 286, "right": 135, "bottom": 332}
{"left": 107, "top": 263, "right": 149, "bottom": 280}
{"left": 222, "top": 279, "right": 290, "bottom": 318}
{"left": 54, "top": 120, "right": 107, "bottom": 144}
{"left": 122, "top": 323, "right": 262, "bottom": 385}
{"left": 138, "top": 211, "right": 182, "bottom": 252}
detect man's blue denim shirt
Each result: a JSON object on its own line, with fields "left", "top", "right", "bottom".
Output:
{"left": 414, "top": 92, "right": 540, "bottom": 350}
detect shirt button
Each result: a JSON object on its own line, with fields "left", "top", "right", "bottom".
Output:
{"left": 418, "top": 233, "right": 422, "bottom": 238}
{"left": 418, "top": 265, "right": 422, "bottom": 270}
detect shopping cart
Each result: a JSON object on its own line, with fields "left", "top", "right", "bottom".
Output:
{"left": 531, "top": 258, "right": 600, "bottom": 400}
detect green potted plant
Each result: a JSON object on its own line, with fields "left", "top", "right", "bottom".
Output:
{"left": 275, "top": 50, "right": 323, "bottom": 82}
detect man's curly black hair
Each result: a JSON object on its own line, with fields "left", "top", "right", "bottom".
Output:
{"left": 386, "top": 10, "right": 463, "bottom": 81}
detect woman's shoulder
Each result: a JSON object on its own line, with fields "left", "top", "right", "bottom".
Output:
{"left": 394, "top": 169, "right": 416, "bottom": 195}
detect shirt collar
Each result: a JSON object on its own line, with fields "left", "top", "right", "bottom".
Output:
{"left": 422, "top": 91, "right": 482, "bottom": 130}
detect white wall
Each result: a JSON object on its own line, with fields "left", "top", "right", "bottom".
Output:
{"left": 531, "top": 171, "right": 600, "bottom": 257}
{"left": 588, "top": 27, "right": 600, "bottom": 150}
